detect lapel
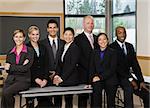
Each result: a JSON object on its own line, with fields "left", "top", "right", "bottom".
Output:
{"left": 45, "top": 38, "right": 55, "bottom": 61}
{"left": 125, "top": 42, "right": 129, "bottom": 55}
{"left": 56, "top": 39, "right": 64, "bottom": 61}
{"left": 62, "top": 42, "right": 73, "bottom": 63}
{"left": 82, "top": 32, "right": 93, "bottom": 50}
{"left": 19, "top": 52, "right": 27, "bottom": 64}
{"left": 95, "top": 49, "right": 103, "bottom": 65}
{"left": 28, "top": 42, "right": 38, "bottom": 58}
{"left": 115, "top": 41, "right": 122, "bottom": 51}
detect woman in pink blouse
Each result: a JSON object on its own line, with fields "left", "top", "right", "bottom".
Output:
{"left": 1, "top": 29, "right": 34, "bottom": 108}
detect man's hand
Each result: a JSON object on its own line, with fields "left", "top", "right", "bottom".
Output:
{"left": 49, "top": 71, "right": 56, "bottom": 80}
{"left": 53, "top": 75, "right": 63, "bottom": 86}
{"left": 92, "top": 76, "right": 100, "bottom": 82}
{"left": 131, "top": 80, "right": 138, "bottom": 90}
{"left": 84, "top": 85, "right": 92, "bottom": 89}
{"left": 140, "top": 82, "right": 149, "bottom": 91}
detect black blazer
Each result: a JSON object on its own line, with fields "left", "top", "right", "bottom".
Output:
{"left": 5, "top": 46, "right": 34, "bottom": 83}
{"left": 74, "top": 32, "right": 98, "bottom": 84}
{"left": 40, "top": 37, "right": 65, "bottom": 72}
{"left": 56, "top": 42, "right": 80, "bottom": 86}
{"left": 26, "top": 42, "right": 49, "bottom": 86}
{"left": 89, "top": 47, "right": 118, "bottom": 85}
{"left": 109, "top": 41, "right": 144, "bottom": 82}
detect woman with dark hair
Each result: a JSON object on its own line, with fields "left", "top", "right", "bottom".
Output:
{"left": 1, "top": 29, "right": 34, "bottom": 108}
{"left": 90, "top": 33, "right": 118, "bottom": 108}
{"left": 53, "top": 27, "right": 80, "bottom": 108}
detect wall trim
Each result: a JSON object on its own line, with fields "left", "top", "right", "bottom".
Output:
{"left": 0, "top": 12, "right": 63, "bottom": 16}
{"left": 137, "top": 56, "right": 150, "bottom": 60}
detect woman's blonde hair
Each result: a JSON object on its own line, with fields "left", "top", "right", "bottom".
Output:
{"left": 28, "top": 25, "right": 40, "bottom": 35}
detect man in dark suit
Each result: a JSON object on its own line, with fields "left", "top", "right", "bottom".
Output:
{"left": 40, "top": 19, "right": 64, "bottom": 108}
{"left": 109, "top": 26, "right": 149, "bottom": 108}
{"left": 74, "top": 15, "right": 98, "bottom": 108}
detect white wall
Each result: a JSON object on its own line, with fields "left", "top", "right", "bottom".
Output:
{"left": 137, "top": 0, "right": 150, "bottom": 56}
{"left": 0, "top": 0, "right": 149, "bottom": 56}
{"left": 0, "top": 0, "right": 63, "bottom": 13}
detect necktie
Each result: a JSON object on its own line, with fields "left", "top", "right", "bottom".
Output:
{"left": 122, "top": 44, "right": 125, "bottom": 55}
{"left": 52, "top": 40, "right": 56, "bottom": 59}
{"left": 89, "top": 34, "right": 94, "bottom": 49}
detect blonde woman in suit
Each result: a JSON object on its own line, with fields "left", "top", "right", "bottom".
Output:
{"left": 26, "top": 25, "right": 53, "bottom": 108}
{"left": 1, "top": 29, "right": 34, "bottom": 108}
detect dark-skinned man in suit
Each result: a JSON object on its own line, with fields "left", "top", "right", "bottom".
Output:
{"left": 109, "top": 26, "right": 149, "bottom": 108}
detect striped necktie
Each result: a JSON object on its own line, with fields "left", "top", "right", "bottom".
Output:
{"left": 122, "top": 44, "right": 125, "bottom": 55}
{"left": 52, "top": 39, "right": 56, "bottom": 59}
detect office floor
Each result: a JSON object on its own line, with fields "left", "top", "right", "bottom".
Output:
{"left": 0, "top": 87, "right": 144, "bottom": 108}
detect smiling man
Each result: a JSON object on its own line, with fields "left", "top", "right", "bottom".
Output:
{"left": 40, "top": 19, "right": 64, "bottom": 108}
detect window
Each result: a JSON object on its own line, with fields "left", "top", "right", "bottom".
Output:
{"left": 64, "top": 0, "right": 136, "bottom": 48}
{"left": 64, "top": 0, "right": 106, "bottom": 35}
{"left": 112, "top": 0, "right": 136, "bottom": 48}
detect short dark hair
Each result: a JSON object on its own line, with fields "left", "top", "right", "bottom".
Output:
{"left": 115, "top": 26, "right": 127, "bottom": 36}
{"left": 96, "top": 32, "right": 108, "bottom": 42}
{"left": 47, "top": 19, "right": 58, "bottom": 28}
{"left": 63, "top": 27, "right": 75, "bottom": 36}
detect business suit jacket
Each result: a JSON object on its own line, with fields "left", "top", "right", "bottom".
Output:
{"left": 5, "top": 46, "right": 34, "bottom": 83}
{"left": 109, "top": 41, "right": 144, "bottom": 82}
{"left": 40, "top": 37, "right": 64, "bottom": 72}
{"left": 74, "top": 32, "right": 98, "bottom": 84}
{"left": 56, "top": 42, "right": 80, "bottom": 86}
{"left": 1, "top": 46, "right": 34, "bottom": 108}
{"left": 90, "top": 47, "right": 118, "bottom": 85}
{"left": 26, "top": 42, "right": 49, "bottom": 87}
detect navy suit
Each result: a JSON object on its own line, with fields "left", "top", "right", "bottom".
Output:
{"left": 90, "top": 47, "right": 118, "bottom": 108}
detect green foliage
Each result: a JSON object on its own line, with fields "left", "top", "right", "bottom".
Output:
{"left": 79, "top": 0, "right": 91, "bottom": 14}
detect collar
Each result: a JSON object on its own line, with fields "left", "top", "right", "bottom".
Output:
{"left": 84, "top": 31, "right": 93, "bottom": 37}
{"left": 64, "top": 41, "right": 73, "bottom": 49}
{"left": 48, "top": 35, "right": 58, "bottom": 41}
{"left": 10, "top": 44, "right": 27, "bottom": 54}
{"left": 116, "top": 40, "right": 125, "bottom": 48}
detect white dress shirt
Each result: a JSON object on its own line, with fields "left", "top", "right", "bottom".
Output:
{"left": 61, "top": 42, "right": 72, "bottom": 62}
{"left": 116, "top": 40, "right": 127, "bottom": 55}
{"left": 84, "top": 31, "right": 94, "bottom": 49}
{"left": 48, "top": 35, "right": 58, "bottom": 50}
